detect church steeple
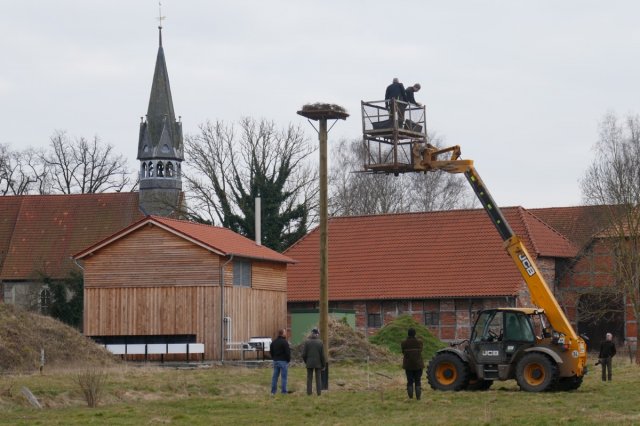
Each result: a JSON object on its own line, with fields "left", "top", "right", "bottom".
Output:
{"left": 137, "top": 22, "right": 183, "bottom": 216}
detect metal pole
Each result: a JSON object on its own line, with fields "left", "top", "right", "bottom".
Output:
{"left": 319, "top": 118, "right": 329, "bottom": 389}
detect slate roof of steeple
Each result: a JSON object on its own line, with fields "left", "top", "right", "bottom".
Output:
{"left": 137, "top": 27, "right": 183, "bottom": 161}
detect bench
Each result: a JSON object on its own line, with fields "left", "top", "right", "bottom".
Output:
{"left": 105, "top": 343, "right": 205, "bottom": 362}
{"left": 225, "top": 342, "right": 262, "bottom": 360}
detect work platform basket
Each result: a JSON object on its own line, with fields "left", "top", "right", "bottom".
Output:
{"left": 361, "top": 99, "right": 427, "bottom": 174}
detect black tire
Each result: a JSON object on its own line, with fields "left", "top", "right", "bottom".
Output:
{"left": 427, "top": 352, "right": 470, "bottom": 391}
{"left": 467, "top": 377, "right": 493, "bottom": 391}
{"left": 554, "top": 375, "right": 583, "bottom": 391}
{"left": 515, "top": 353, "right": 558, "bottom": 392}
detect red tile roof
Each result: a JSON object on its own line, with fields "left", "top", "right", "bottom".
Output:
{"left": 74, "top": 215, "right": 295, "bottom": 264}
{"left": 284, "top": 207, "right": 577, "bottom": 302}
{"left": 529, "top": 205, "right": 612, "bottom": 248}
{"left": 0, "top": 193, "right": 144, "bottom": 280}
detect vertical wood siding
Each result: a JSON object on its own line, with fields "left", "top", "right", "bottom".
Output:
{"left": 82, "top": 223, "right": 288, "bottom": 360}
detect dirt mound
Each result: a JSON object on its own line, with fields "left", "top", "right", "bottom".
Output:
{"left": 369, "top": 315, "right": 446, "bottom": 360}
{"left": 292, "top": 317, "right": 398, "bottom": 363}
{"left": 0, "top": 304, "right": 116, "bottom": 373}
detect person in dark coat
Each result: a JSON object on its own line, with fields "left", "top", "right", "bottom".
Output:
{"left": 405, "top": 83, "right": 421, "bottom": 106}
{"left": 302, "top": 328, "right": 326, "bottom": 396}
{"left": 270, "top": 328, "right": 291, "bottom": 395}
{"left": 384, "top": 78, "right": 407, "bottom": 126}
{"left": 598, "top": 332, "right": 616, "bottom": 382}
{"left": 401, "top": 327, "right": 425, "bottom": 399}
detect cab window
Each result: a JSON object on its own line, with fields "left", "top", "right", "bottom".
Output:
{"left": 505, "top": 312, "right": 535, "bottom": 342}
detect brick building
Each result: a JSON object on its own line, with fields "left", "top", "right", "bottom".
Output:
{"left": 532, "top": 206, "right": 635, "bottom": 349}
{"left": 285, "top": 207, "right": 577, "bottom": 341}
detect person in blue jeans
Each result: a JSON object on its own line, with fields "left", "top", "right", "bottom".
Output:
{"left": 270, "top": 328, "right": 291, "bottom": 395}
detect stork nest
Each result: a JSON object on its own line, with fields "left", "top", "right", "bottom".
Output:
{"left": 301, "top": 103, "right": 347, "bottom": 113}
{"left": 297, "top": 103, "right": 349, "bottom": 120}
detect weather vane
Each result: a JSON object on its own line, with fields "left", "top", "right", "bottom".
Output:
{"left": 157, "top": 1, "right": 166, "bottom": 29}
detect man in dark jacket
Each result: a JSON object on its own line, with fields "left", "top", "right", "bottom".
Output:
{"left": 405, "top": 83, "right": 421, "bottom": 106}
{"left": 384, "top": 78, "right": 407, "bottom": 126}
{"left": 401, "top": 328, "right": 425, "bottom": 399}
{"left": 270, "top": 328, "right": 291, "bottom": 395}
{"left": 302, "top": 328, "right": 325, "bottom": 396}
{"left": 598, "top": 332, "right": 616, "bottom": 382}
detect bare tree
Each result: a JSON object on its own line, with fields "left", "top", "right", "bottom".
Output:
{"left": 43, "top": 131, "right": 132, "bottom": 194}
{"left": 184, "top": 118, "right": 317, "bottom": 251}
{"left": 329, "top": 135, "right": 475, "bottom": 216}
{"left": 581, "top": 111, "right": 640, "bottom": 363}
{"left": 0, "top": 144, "right": 50, "bottom": 195}
{"left": 329, "top": 138, "right": 406, "bottom": 215}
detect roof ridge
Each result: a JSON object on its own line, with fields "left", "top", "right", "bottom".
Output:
{"left": 329, "top": 206, "right": 522, "bottom": 221}
{"left": 150, "top": 215, "right": 231, "bottom": 231}
{"left": 3, "top": 192, "right": 136, "bottom": 199}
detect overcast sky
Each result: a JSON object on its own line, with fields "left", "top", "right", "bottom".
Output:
{"left": 2, "top": 1, "right": 639, "bottom": 208}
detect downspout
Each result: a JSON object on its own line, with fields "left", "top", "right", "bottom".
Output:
{"left": 220, "top": 254, "right": 234, "bottom": 362}
{"left": 72, "top": 258, "right": 85, "bottom": 332}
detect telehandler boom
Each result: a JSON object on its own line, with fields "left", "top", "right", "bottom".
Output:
{"left": 412, "top": 144, "right": 587, "bottom": 391}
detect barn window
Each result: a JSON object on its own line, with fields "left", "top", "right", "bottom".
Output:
{"left": 40, "top": 287, "right": 51, "bottom": 314}
{"left": 233, "top": 259, "right": 252, "bottom": 287}
{"left": 367, "top": 313, "right": 382, "bottom": 328}
{"left": 424, "top": 312, "right": 439, "bottom": 326}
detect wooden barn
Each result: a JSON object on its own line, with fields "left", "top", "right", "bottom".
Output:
{"left": 73, "top": 215, "right": 294, "bottom": 361}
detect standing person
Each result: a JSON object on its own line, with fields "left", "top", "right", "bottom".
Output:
{"left": 270, "top": 328, "right": 291, "bottom": 395}
{"left": 405, "top": 83, "right": 421, "bottom": 106}
{"left": 302, "top": 328, "right": 326, "bottom": 396}
{"left": 401, "top": 327, "right": 424, "bottom": 400}
{"left": 384, "top": 78, "right": 407, "bottom": 126}
{"left": 598, "top": 332, "right": 616, "bottom": 382}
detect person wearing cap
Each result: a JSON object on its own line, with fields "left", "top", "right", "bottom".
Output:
{"left": 270, "top": 328, "right": 291, "bottom": 395}
{"left": 401, "top": 327, "right": 425, "bottom": 400}
{"left": 598, "top": 332, "right": 616, "bottom": 382}
{"left": 405, "top": 83, "right": 421, "bottom": 106}
{"left": 302, "top": 328, "right": 326, "bottom": 396}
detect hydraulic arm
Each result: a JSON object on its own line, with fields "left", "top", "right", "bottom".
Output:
{"left": 411, "top": 143, "right": 584, "bottom": 361}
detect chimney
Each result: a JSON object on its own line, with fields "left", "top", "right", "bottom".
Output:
{"left": 255, "top": 196, "right": 261, "bottom": 245}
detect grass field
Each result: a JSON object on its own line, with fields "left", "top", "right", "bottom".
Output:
{"left": 0, "top": 357, "right": 638, "bottom": 425}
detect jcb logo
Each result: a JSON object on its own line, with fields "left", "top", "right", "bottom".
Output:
{"left": 518, "top": 253, "right": 536, "bottom": 276}
{"left": 482, "top": 350, "right": 499, "bottom": 356}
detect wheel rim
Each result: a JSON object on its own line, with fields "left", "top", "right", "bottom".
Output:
{"left": 523, "top": 362, "right": 545, "bottom": 386}
{"left": 435, "top": 362, "right": 457, "bottom": 385}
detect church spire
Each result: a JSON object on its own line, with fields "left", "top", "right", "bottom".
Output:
{"left": 137, "top": 11, "right": 183, "bottom": 217}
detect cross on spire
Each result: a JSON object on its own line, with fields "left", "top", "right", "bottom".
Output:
{"left": 157, "top": 2, "right": 166, "bottom": 47}
{"left": 157, "top": 1, "right": 166, "bottom": 29}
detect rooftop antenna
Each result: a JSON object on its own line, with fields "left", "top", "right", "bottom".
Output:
{"left": 157, "top": 1, "right": 166, "bottom": 46}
